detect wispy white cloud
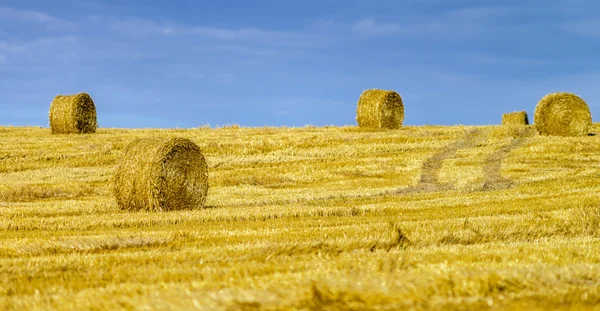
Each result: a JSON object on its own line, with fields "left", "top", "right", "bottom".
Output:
{"left": 0, "top": 41, "right": 26, "bottom": 53}
{"left": 108, "top": 17, "right": 161, "bottom": 36}
{"left": 352, "top": 18, "right": 403, "bottom": 36}
{"left": 165, "top": 64, "right": 206, "bottom": 80}
{"left": 350, "top": 17, "right": 449, "bottom": 38}
{"left": 468, "top": 53, "right": 549, "bottom": 66}
{"left": 445, "top": 7, "right": 509, "bottom": 19}
{"left": 560, "top": 20, "right": 600, "bottom": 37}
{"left": 164, "top": 64, "right": 237, "bottom": 84}
{"left": 207, "top": 44, "right": 277, "bottom": 57}
{"left": 0, "top": 7, "right": 60, "bottom": 23}
{"left": 352, "top": 6, "right": 520, "bottom": 39}
{"left": 109, "top": 17, "right": 307, "bottom": 46}
{"left": 0, "top": 36, "right": 81, "bottom": 66}
{"left": 96, "top": 15, "right": 327, "bottom": 64}
{"left": 214, "top": 73, "right": 237, "bottom": 84}
{"left": 164, "top": 25, "right": 294, "bottom": 43}
{"left": 0, "top": 7, "right": 75, "bottom": 29}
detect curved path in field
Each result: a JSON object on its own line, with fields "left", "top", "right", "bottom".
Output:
{"left": 396, "top": 126, "right": 534, "bottom": 194}
{"left": 395, "top": 128, "right": 484, "bottom": 194}
{"left": 481, "top": 127, "right": 534, "bottom": 190}
{"left": 233, "top": 127, "right": 534, "bottom": 207}
{"left": 418, "top": 128, "right": 483, "bottom": 190}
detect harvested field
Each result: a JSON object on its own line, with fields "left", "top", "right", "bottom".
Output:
{"left": 2, "top": 124, "right": 600, "bottom": 310}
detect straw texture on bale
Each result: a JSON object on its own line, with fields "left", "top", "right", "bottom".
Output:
{"left": 534, "top": 92, "right": 592, "bottom": 136}
{"left": 49, "top": 93, "right": 97, "bottom": 134}
{"left": 114, "top": 137, "right": 209, "bottom": 212}
{"left": 502, "top": 111, "right": 529, "bottom": 125}
{"left": 356, "top": 89, "right": 404, "bottom": 129}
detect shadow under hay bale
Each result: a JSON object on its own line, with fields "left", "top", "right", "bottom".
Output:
{"left": 502, "top": 111, "right": 529, "bottom": 125}
{"left": 356, "top": 89, "right": 404, "bottom": 129}
{"left": 114, "top": 137, "right": 209, "bottom": 212}
{"left": 534, "top": 92, "right": 592, "bottom": 137}
{"left": 49, "top": 93, "right": 97, "bottom": 134}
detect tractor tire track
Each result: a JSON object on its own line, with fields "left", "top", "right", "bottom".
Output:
{"left": 481, "top": 127, "right": 534, "bottom": 191}
{"left": 227, "top": 129, "right": 487, "bottom": 208}
{"left": 227, "top": 127, "right": 532, "bottom": 209}
{"left": 419, "top": 129, "right": 482, "bottom": 186}
{"left": 396, "top": 129, "right": 484, "bottom": 194}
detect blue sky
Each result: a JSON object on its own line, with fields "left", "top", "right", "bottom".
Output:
{"left": 1, "top": 0, "right": 599, "bottom": 128}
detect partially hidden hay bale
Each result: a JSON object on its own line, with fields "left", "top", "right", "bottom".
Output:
{"left": 356, "top": 89, "right": 404, "bottom": 129}
{"left": 114, "top": 137, "right": 209, "bottom": 212}
{"left": 502, "top": 111, "right": 529, "bottom": 125}
{"left": 49, "top": 93, "right": 97, "bottom": 134}
{"left": 534, "top": 92, "right": 592, "bottom": 136}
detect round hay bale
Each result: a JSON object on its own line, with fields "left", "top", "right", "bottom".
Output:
{"left": 502, "top": 111, "right": 529, "bottom": 125}
{"left": 534, "top": 92, "right": 592, "bottom": 136}
{"left": 356, "top": 89, "right": 404, "bottom": 129}
{"left": 49, "top": 93, "right": 97, "bottom": 134}
{"left": 114, "top": 137, "right": 209, "bottom": 212}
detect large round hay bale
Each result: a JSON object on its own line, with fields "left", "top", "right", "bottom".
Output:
{"left": 49, "top": 93, "right": 97, "bottom": 134}
{"left": 356, "top": 89, "right": 404, "bottom": 129}
{"left": 502, "top": 111, "right": 529, "bottom": 125}
{"left": 114, "top": 137, "right": 209, "bottom": 212}
{"left": 534, "top": 92, "right": 592, "bottom": 136}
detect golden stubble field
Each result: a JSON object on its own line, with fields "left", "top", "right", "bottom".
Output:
{"left": 1, "top": 124, "right": 600, "bottom": 310}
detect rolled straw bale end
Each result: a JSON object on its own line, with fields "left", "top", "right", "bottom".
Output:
{"left": 49, "top": 93, "right": 97, "bottom": 134}
{"left": 356, "top": 89, "right": 404, "bottom": 129}
{"left": 534, "top": 92, "right": 592, "bottom": 136}
{"left": 114, "top": 137, "right": 209, "bottom": 212}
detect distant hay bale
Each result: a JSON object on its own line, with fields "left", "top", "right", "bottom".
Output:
{"left": 502, "top": 111, "right": 529, "bottom": 125}
{"left": 534, "top": 92, "right": 592, "bottom": 136}
{"left": 356, "top": 89, "right": 404, "bottom": 129}
{"left": 49, "top": 93, "right": 97, "bottom": 134}
{"left": 114, "top": 137, "right": 209, "bottom": 212}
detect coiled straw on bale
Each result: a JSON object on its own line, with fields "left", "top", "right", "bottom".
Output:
{"left": 49, "top": 93, "right": 97, "bottom": 134}
{"left": 114, "top": 137, "right": 209, "bottom": 212}
{"left": 502, "top": 111, "right": 529, "bottom": 125}
{"left": 534, "top": 92, "right": 592, "bottom": 136}
{"left": 356, "top": 89, "right": 404, "bottom": 129}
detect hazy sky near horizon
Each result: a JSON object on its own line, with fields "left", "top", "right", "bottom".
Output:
{"left": 1, "top": 0, "right": 599, "bottom": 128}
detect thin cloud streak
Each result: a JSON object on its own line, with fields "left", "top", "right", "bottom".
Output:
{"left": 109, "top": 17, "right": 313, "bottom": 47}
{"left": 0, "top": 7, "right": 61, "bottom": 23}
{"left": 352, "top": 18, "right": 404, "bottom": 36}
{"left": 560, "top": 20, "right": 600, "bottom": 37}
{"left": 0, "top": 6, "right": 76, "bottom": 30}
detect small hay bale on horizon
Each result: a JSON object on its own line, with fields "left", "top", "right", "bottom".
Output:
{"left": 49, "top": 93, "right": 97, "bottom": 134}
{"left": 534, "top": 92, "right": 592, "bottom": 136}
{"left": 356, "top": 89, "right": 404, "bottom": 129}
{"left": 502, "top": 111, "right": 529, "bottom": 125}
{"left": 114, "top": 137, "right": 209, "bottom": 212}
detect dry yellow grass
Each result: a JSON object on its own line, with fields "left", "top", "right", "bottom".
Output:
{"left": 1, "top": 124, "right": 600, "bottom": 310}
